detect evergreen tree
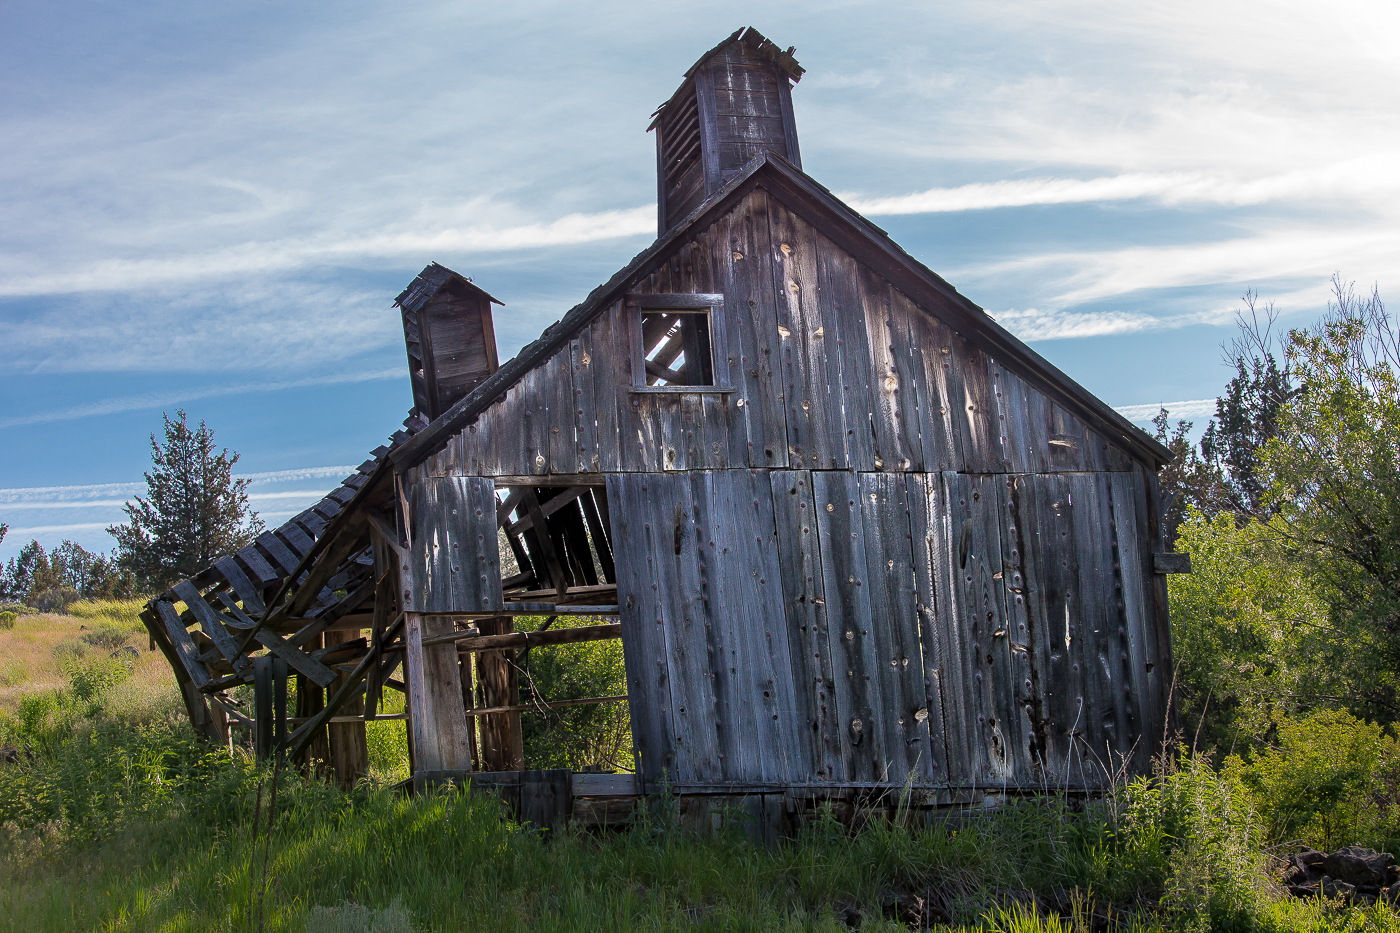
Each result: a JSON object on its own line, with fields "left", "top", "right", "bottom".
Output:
{"left": 108, "top": 411, "right": 263, "bottom": 590}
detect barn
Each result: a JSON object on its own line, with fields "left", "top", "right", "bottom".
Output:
{"left": 142, "top": 27, "right": 1184, "bottom": 832}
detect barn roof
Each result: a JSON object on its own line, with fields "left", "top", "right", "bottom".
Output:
{"left": 390, "top": 151, "right": 1173, "bottom": 471}
{"left": 395, "top": 262, "right": 504, "bottom": 313}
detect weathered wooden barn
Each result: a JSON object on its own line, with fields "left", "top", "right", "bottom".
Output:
{"left": 142, "top": 28, "right": 1183, "bottom": 830}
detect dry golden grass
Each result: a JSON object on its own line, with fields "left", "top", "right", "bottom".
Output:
{"left": 0, "top": 601, "right": 175, "bottom": 717}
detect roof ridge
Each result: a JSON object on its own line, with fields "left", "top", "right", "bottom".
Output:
{"left": 390, "top": 153, "right": 1170, "bottom": 471}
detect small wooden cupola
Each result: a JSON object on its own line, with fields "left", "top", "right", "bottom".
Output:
{"left": 396, "top": 262, "right": 502, "bottom": 422}
{"left": 650, "top": 26, "right": 804, "bottom": 235}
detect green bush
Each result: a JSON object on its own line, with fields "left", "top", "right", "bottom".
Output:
{"left": 1118, "top": 753, "right": 1269, "bottom": 930}
{"left": 0, "top": 610, "right": 14, "bottom": 630}
{"left": 1245, "top": 708, "right": 1400, "bottom": 852}
{"left": 64, "top": 655, "right": 132, "bottom": 702}
{"left": 50, "top": 639, "right": 89, "bottom": 664}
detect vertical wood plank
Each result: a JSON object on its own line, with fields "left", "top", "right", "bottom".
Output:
{"left": 769, "top": 470, "right": 843, "bottom": 782}
{"left": 406, "top": 476, "right": 502, "bottom": 613}
{"left": 769, "top": 200, "right": 834, "bottom": 470}
{"left": 814, "top": 243, "right": 879, "bottom": 471}
{"left": 546, "top": 346, "right": 577, "bottom": 472}
{"left": 405, "top": 611, "right": 475, "bottom": 774}
{"left": 857, "top": 472, "right": 935, "bottom": 784}
{"left": 899, "top": 292, "right": 965, "bottom": 472}
{"left": 811, "top": 470, "right": 884, "bottom": 782}
{"left": 717, "top": 188, "right": 788, "bottom": 468}
{"left": 995, "top": 473, "right": 1051, "bottom": 783}
{"left": 606, "top": 473, "right": 677, "bottom": 782}
{"left": 713, "top": 469, "right": 802, "bottom": 783}
{"left": 325, "top": 628, "right": 368, "bottom": 789}
{"left": 475, "top": 616, "right": 524, "bottom": 771}
{"left": 859, "top": 268, "right": 923, "bottom": 472}
{"left": 904, "top": 474, "right": 953, "bottom": 786}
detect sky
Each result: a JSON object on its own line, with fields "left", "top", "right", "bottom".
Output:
{"left": 2, "top": 0, "right": 1397, "bottom": 562}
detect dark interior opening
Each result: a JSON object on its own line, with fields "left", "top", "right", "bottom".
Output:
{"left": 641, "top": 310, "right": 715, "bottom": 386}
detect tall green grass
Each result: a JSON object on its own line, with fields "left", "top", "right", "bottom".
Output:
{"left": 6, "top": 655, "right": 1400, "bottom": 931}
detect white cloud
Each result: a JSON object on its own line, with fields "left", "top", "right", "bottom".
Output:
{"left": 0, "top": 468, "right": 354, "bottom": 508}
{"left": 1115, "top": 399, "right": 1219, "bottom": 422}
{"left": 3, "top": 522, "right": 114, "bottom": 537}
{"left": 991, "top": 306, "right": 1230, "bottom": 341}
{"left": 0, "top": 206, "right": 655, "bottom": 299}
{"left": 841, "top": 161, "right": 1400, "bottom": 216}
{"left": 0, "top": 370, "right": 402, "bottom": 428}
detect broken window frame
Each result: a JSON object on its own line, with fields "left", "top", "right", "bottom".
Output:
{"left": 625, "top": 292, "right": 734, "bottom": 394}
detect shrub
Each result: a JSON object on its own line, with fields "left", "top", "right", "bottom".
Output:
{"left": 51, "top": 639, "right": 89, "bottom": 664}
{"left": 31, "top": 586, "right": 80, "bottom": 613}
{"left": 79, "top": 623, "right": 130, "bottom": 651}
{"left": 1116, "top": 753, "right": 1269, "bottom": 929}
{"left": 65, "top": 655, "right": 133, "bottom": 702}
{"left": 0, "top": 610, "right": 14, "bottom": 630}
{"left": 1245, "top": 708, "right": 1400, "bottom": 852}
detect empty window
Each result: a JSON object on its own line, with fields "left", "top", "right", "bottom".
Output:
{"left": 627, "top": 293, "right": 732, "bottom": 393}
{"left": 641, "top": 310, "right": 714, "bottom": 386}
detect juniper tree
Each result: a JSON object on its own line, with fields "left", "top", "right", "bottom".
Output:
{"left": 108, "top": 411, "right": 263, "bottom": 590}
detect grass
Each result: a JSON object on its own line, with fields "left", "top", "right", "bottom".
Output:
{"left": 4, "top": 759, "right": 1400, "bottom": 933}
{"left": 0, "top": 598, "right": 165, "bottom": 721}
{"left": 3, "top": 598, "right": 1400, "bottom": 930}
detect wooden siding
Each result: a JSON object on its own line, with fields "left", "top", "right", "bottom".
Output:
{"left": 405, "top": 476, "right": 503, "bottom": 614}
{"left": 423, "top": 186, "right": 1134, "bottom": 481}
{"left": 605, "top": 467, "right": 1167, "bottom": 790}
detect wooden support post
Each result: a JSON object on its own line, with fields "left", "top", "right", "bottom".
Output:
{"left": 294, "top": 648, "right": 330, "bottom": 776}
{"left": 273, "top": 658, "right": 289, "bottom": 761}
{"left": 326, "top": 629, "right": 369, "bottom": 789}
{"left": 475, "top": 616, "right": 524, "bottom": 771}
{"left": 253, "top": 655, "right": 274, "bottom": 761}
{"left": 404, "top": 612, "right": 475, "bottom": 773}
{"left": 520, "top": 769, "right": 572, "bottom": 835}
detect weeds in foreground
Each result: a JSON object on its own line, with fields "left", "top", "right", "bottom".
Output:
{"left": 5, "top": 663, "right": 1400, "bottom": 931}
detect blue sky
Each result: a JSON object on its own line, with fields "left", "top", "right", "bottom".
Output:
{"left": 2, "top": 0, "right": 1397, "bottom": 562}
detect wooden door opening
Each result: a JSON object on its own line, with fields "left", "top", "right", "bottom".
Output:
{"left": 452, "top": 483, "right": 631, "bottom": 774}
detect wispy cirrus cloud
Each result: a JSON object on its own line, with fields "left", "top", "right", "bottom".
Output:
{"left": 990, "top": 306, "right": 1230, "bottom": 341}
{"left": 841, "top": 161, "right": 1399, "bottom": 217}
{"left": 0, "top": 466, "right": 355, "bottom": 507}
{"left": 0, "top": 206, "right": 655, "bottom": 299}
{"left": 1115, "top": 399, "right": 1219, "bottom": 422}
{"left": 0, "top": 369, "right": 402, "bottom": 428}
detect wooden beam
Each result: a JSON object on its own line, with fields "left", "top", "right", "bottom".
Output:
{"left": 285, "top": 648, "right": 376, "bottom": 758}
{"left": 1154, "top": 552, "right": 1192, "bottom": 574}
{"left": 424, "top": 621, "right": 621, "bottom": 652}
{"left": 503, "top": 486, "right": 589, "bottom": 537}
{"left": 237, "top": 466, "right": 390, "bottom": 655}
{"left": 521, "top": 488, "right": 572, "bottom": 600}
{"left": 403, "top": 612, "right": 475, "bottom": 772}
{"left": 465, "top": 694, "right": 628, "bottom": 718}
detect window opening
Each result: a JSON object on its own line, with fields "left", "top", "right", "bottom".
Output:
{"left": 641, "top": 310, "right": 714, "bottom": 386}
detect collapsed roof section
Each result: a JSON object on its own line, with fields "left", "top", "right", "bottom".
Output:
{"left": 139, "top": 421, "right": 419, "bottom": 743}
